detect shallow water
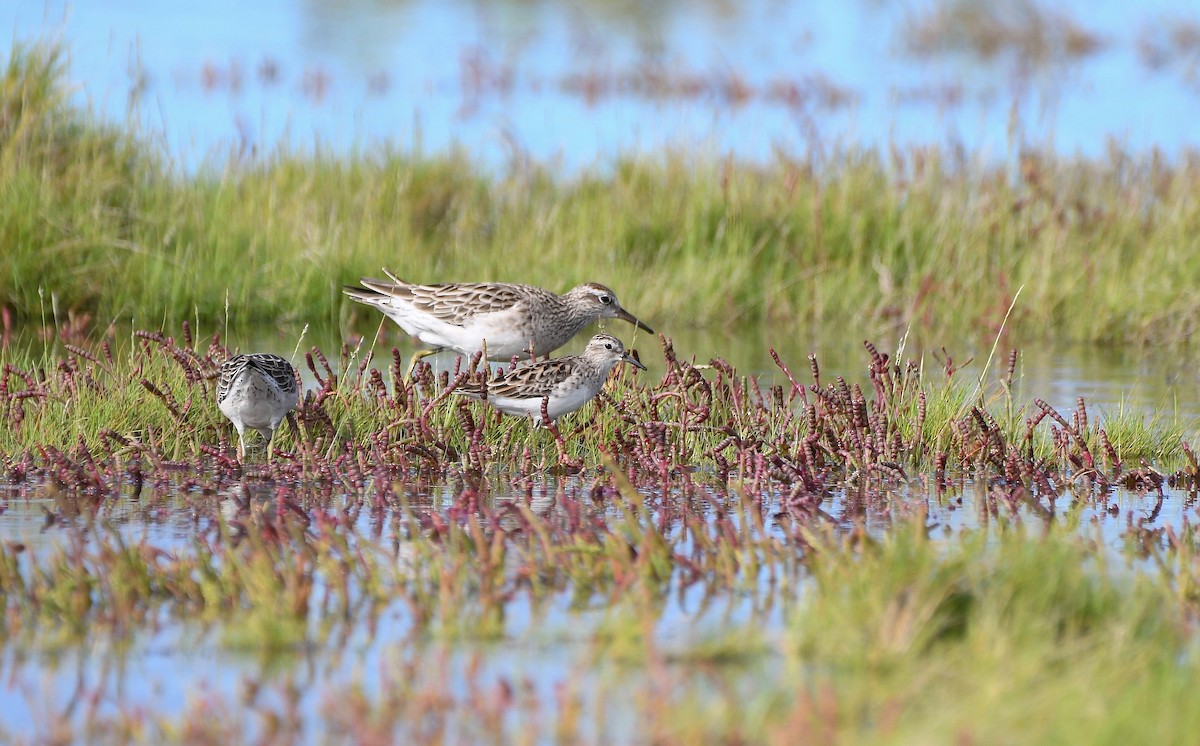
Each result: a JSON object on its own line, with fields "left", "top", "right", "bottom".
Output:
{"left": 6, "top": 324, "right": 1194, "bottom": 739}
{"left": 0, "top": 462, "right": 1192, "bottom": 740}
{"left": 2, "top": 312, "right": 1195, "bottom": 739}
{"left": 0, "top": 472, "right": 787, "bottom": 740}
{"left": 1, "top": 460, "right": 1189, "bottom": 554}
{"left": 10, "top": 0, "right": 1200, "bottom": 169}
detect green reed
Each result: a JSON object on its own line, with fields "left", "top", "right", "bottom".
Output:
{"left": 4, "top": 43, "right": 1200, "bottom": 345}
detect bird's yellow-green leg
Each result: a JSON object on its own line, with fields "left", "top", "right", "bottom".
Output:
{"left": 405, "top": 347, "right": 443, "bottom": 381}
{"left": 285, "top": 412, "right": 301, "bottom": 459}
{"left": 236, "top": 429, "right": 247, "bottom": 463}
{"left": 266, "top": 428, "right": 276, "bottom": 462}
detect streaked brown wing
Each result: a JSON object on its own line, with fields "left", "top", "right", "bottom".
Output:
{"left": 485, "top": 359, "right": 576, "bottom": 400}
{"left": 357, "top": 279, "right": 546, "bottom": 326}
{"left": 408, "top": 283, "right": 539, "bottom": 325}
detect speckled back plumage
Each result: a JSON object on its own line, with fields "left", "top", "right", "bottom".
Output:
{"left": 218, "top": 353, "right": 299, "bottom": 405}
{"left": 372, "top": 281, "right": 558, "bottom": 327}
{"left": 456, "top": 333, "right": 646, "bottom": 425}
{"left": 458, "top": 356, "right": 578, "bottom": 401}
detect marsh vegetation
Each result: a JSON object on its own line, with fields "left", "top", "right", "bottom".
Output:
{"left": 6, "top": 44, "right": 1200, "bottom": 346}
{"left": 4, "top": 31, "right": 1200, "bottom": 744}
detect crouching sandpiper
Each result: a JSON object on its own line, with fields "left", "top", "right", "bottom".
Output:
{"left": 455, "top": 333, "right": 645, "bottom": 427}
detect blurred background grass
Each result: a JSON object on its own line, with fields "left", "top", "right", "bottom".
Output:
{"left": 4, "top": 43, "right": 1199, "bottom": 347}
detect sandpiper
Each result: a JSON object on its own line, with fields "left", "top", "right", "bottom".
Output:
{"left": 343, "top": 271, "right": 654, "bottom": 372}
{"left": 217, "top": 353, "right": 300, "bottom": 461}
{"left": 456, "top": 333, "right": 646, "bottom": 426}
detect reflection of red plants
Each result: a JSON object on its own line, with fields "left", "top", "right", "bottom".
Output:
{"left": 557, "top": 64, "right": 854, "bottom": 111}
{"left": 184, "top": 48, "right": 858, "bottom": 115}
{"left": 257, "top": 58, "right": 280, "bottom": 85}
{"left": 302, "top": 68, "right": 331, "bottom": 104}
{"left": 200, "top": 58, "right": 244, "bottom": 94}
{"left": 1138, "top": 17, "right": 1200, "bottom": 86}
{"left": 904, "top": 0, "right": 1104, "bottom": 65}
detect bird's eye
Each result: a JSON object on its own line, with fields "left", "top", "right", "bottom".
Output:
{"left": 599, "top": 294, "right": 613, "bottom": 305}
{"left": 605, "top": 343, "right": 613, "bottom": 350}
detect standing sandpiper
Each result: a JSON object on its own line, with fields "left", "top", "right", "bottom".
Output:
{"left": 455, "top": 333, "right": 646, "bottom": 427}
{"left": 217, "top": 353, "right": 299, "bottom": 461}
{"left": 343, "top": 271, "right": 653, "bottom": 372}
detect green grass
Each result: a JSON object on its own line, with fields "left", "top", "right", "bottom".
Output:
{"left": 1, "top": 322, "right": 1194, "bottom": 478}
{"left": 4, "top": 43, "right": 1200, "bottom": 344}
{"left": 656, "top": 518, "right": 1200, "bottom": 744}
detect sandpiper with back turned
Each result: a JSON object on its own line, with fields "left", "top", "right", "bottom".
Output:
{"left": 217, "top": 353, "right": 299, "bottom": 461}
{"left": 455, "top": 333, "right": 646, "bottom": 427}
{"left": 343, "top": 271, "right": 654, "bottom": 372}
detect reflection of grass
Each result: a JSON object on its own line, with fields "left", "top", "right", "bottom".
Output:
{"left": 5, "top": 44, "right": 1200, "bottom": 346}
{"left": 733, "top": 520, "right": 1200, "bottom": 743}
{"left": 7, "top": 507, "right": 1200, "bottom": 742}
{"left": 1139, "top": 16, "right": 1200, "bottom": 79}
{"left": 903, "top": 0, "right": 1104, "bottom": 65}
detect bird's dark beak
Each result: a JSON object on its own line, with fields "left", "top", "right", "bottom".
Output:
{"left": 616, "top": 308, "right": 654, "bottom": 334}
{"left": 622, "top": 352, "right": 647, "bottom": 371}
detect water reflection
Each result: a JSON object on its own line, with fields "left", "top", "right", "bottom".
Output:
{"left": 10, "top": 0, "right": 1200, "bottom": 169}
{"left": 2, "top": 455, "right": 1195, "bottom": 739}
{"left": 2, "top": 465, "right": 1191, "bottom": 551}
